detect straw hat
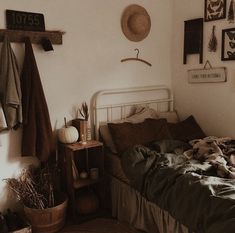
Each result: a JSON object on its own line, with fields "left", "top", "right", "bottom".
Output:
{"left": 121, "top": 4, "right": 151, "bottom": 42}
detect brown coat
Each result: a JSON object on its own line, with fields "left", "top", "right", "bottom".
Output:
{"left": 21, "top": 37, "right": 54, "bottom": 162}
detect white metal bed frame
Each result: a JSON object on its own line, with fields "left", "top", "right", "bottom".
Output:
{"left": 91, "top": 85, "right": 195, "bottom": 233}
{"left": 92, "top": 85, "right": 174, "bottom": 140}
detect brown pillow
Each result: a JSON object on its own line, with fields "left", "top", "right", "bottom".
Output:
{"left": 108, "top": 118, "right": 171, "bottom": 153}
{"left": 167, "top": 115, "right": 206, "bottom": 142}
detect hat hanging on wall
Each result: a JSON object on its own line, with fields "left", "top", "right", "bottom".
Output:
{"left": 121, "top": 4, "right": 151, "bottom": 42}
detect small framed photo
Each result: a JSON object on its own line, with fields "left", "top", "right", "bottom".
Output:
{"left": 222, "top": 28, "right": 235, "bottom": 61}
{"left": 204, "top": 0, "right": 227, "bottom": 22}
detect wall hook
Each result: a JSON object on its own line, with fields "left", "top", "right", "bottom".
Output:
{"left": 135, "top": 48, "right": 139, "bottom": 59}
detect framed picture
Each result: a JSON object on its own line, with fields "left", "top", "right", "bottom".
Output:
{"left": 222, "top": 28, "right": 235, "bottom": 61}
{"left": 204, "top": 0, "right": 227, "bottom": 22}
{"left": 183, "top": 18, "right": 203, "bottom": 64}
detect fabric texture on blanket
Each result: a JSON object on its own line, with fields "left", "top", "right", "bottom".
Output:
{"left": 121, "top": 139, "right": 235, "bottom": 233}
{"left": 185, "top": 136, "right": 235, "bottom": 179}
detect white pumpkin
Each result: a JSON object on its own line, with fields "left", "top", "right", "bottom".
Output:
{"left": 58, "top": 118, "right": 79, "bottom": 144}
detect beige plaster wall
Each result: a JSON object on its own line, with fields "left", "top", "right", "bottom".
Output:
{"left": 0, "top": 0, "right": 173, "bottom": 210}
{"left": 172, "top": 0, "right": 235, "bottom": 138}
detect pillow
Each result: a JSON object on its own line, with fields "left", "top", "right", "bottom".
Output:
{"left": 99, "top": 106, "right": 159, "bottom": 153}
{"left": 108, "top": 118, "right": 171, "bottom": 153}
{"left": 99, "top": 124, "right": 118, "bottom": 153}
{"left": 132, "top": 105, "right": 179, "bottom": 123}
{"left": 125, "top": 106, "right": 158, "bottom": 123}
{"left": 167, "top": 115, "right": 206, "bottom": 142}
{"left": 157, "top": 111, "right": 179, "bottom": 123}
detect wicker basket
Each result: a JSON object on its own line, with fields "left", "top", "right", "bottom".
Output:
{"left": 24, "top": 196, "right": 68, "bottom": 233}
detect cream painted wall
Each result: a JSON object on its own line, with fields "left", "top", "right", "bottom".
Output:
{"left": 0, "top": 0, "right": 173, "bottom": 210}
{"left": 172, "top": 0, "right": 235, "bottom": 138}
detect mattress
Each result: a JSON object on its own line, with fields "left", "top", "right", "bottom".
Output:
{"left": 104, "top": 152, "right": 130, "bottom": 184}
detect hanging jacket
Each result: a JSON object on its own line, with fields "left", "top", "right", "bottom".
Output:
{"left": 0, "top": 36, "right": 22, "bottom": 129}
{"left": 0, "top": 102, "right": 7, "bottom": 131}
{"left": 21, "top": 37, "right": 55, "bottom": 162}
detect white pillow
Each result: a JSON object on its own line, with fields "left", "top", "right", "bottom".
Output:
{"left": 125, "top": 106, "right": 158, "bottom": 123}
{"left": 132, "top": 105, "right": 179, "bottom": 123}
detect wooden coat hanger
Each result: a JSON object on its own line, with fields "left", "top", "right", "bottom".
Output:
{"left": 121, "top": 48, "right": 152, "bottom": 66}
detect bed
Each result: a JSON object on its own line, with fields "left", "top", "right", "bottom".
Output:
{"left": 91, "top": 85, "right": 235, "bottom": 233}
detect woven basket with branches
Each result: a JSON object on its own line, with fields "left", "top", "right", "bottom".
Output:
{"left": 4, "top": 165, "right": 60, "bottom": 209}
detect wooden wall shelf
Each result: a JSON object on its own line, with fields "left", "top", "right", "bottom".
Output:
{"left": 0, "top": 29, "right": 64, "bottom": 44}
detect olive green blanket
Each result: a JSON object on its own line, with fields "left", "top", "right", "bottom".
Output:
{"left": 121, "top": 140, "right": 235, "bottom": 233}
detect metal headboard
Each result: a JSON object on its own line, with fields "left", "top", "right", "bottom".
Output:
{"left": 91, "top": 85, "right": 174, "bottom": 140}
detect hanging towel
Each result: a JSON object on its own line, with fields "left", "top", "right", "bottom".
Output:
{"left": 0, "top": 102, "right": 7, "bottom": 131}
{"left": 21, "top": 37, "right": 55, "bottom": 162}
{"left": 0, "top": 36, "right": 22, "bottom": 129}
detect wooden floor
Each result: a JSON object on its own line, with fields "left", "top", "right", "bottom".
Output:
{"left": 59, "top": 218, "right": 141, "bottom": 233}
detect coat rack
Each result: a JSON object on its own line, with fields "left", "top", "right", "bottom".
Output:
{"left": 0, "top": 29, "right": 64, "bottom": 44}
{"left": 121, "top": 48, "right": 152, "bottom": 66}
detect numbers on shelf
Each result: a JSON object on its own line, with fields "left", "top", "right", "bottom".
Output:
{"left": 6, "top": 10, "right": 45, "bottom": 31}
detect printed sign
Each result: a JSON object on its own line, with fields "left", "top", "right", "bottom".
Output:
{"left": 6, "top": 10, "right": 45, "bottom": 31}
{"left": 188, "top": 67, "right": 227, "bottom": 83}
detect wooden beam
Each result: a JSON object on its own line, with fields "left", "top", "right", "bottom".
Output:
{"left": 0, "top": 29, "right": 64, "bottom": 44}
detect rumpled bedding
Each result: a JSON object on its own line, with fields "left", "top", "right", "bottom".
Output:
{"left": 121, "top": 137, "right": 235, "bottom": 233}
{"left": 184, "top": 136, "right": 235, "bottom": 179}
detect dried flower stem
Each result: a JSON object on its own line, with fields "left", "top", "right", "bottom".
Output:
{"left": 4, "top": 166, "right": 57, "bottom": 209}
{"left": 78, "top": 102, "right": 89, "bottom": 120}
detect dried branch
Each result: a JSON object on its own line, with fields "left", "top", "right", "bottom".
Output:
{"left": 78, "top": 102, "right": 89, "bottom": 121}
{"left": 4, "top": 165, "right": 58, "bottom": 209}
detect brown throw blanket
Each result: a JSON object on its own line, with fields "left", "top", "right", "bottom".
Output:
{"left": 21, "top": 37, "right": 54, "bottom": 162}
{"left": 184, "top": 136, "right": 235, "bottom": 179}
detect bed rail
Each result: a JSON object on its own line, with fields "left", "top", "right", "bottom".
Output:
{"left": 91, "top": 85, "right": 173, "bottom": 140}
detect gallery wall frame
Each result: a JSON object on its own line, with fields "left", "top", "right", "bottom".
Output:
{"left": 183, "top": 18, "right": 203, "bottom": 64}
{"left": 221, "top": 27, "right": 235, "bottom": 61}
{"left": 204, "top": 0, "right": 227, "bottom": 22}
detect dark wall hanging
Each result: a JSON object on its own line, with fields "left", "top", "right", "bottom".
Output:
{"left": 205, "top": 0, "right": 227, "bottom": 22}
{"left": 6, "top": 10, "right": 45, "bottom": 31}
{"left": 221, "top": 28, "right": 235, "bottom": 60}
{"left": 208, "top": 25, "right": 217, "bottom": 52}
{"left": 183, "top": 18, "right": 203, "bottom": 64}
{"left": 228, "top": 0, "right": 235, "bottom": 23}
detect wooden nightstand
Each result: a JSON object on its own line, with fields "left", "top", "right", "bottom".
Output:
{"left": 58, "top": 140, "right": 104, "bottom": 221}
